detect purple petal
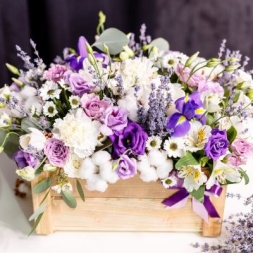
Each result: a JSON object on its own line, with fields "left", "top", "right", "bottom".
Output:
{"left": 78, "top": 36, "right": 88, "bottom": 58}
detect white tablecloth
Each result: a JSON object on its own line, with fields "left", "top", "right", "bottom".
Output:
{"left": 0, "top": 153, "right": 252, "bottom": 253}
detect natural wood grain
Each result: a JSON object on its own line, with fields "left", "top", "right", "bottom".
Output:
{"left": 202, "top": 185, "right": 227, "bottom": 237}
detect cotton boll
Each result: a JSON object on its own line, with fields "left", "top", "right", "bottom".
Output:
{"left": 156, "top": 159, "right": 173, "bottom": 179}
{"left": 91, "top": 150, "right": 111, "bottom": 166}
{"left": 79, "top": 158, "right": 97, "bottom": 179}
{"left": 117, "top": 95, "right": 138, "bottom": 122}
{"left": 148, "top": 150, "right": 167, "bottom": 167}
{"left": 137, "top": 154, "right": 150, "bottom": 172}
{"left": 139, "top": 166, "right": 158, "bottom": 182}
{"left": 86, "top": 174, "right": 108, "bottom": 192}
{"left": 99, "top": 161, "right": 119, "bottom": 183}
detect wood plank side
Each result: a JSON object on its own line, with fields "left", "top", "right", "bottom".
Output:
{"left": 31, "top": 172, "right": 54, "bottom": 234}
{"left": 51, "top": 176, "right": 176, "bottom": 199}
{"left": 202, "top": 186, "right": 227, "bottom": 237}
{"left": 51, "top": 197, "right": 203, "bottom": 232}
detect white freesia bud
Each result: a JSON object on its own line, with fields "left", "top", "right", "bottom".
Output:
{"left": 43, "top": 163, "right": 57, "bottom": 172}
{"left": 16, "top": 166, "right": 35, "bottom": 181}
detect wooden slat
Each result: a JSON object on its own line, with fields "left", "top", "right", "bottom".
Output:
{"left": 51, "top": 197, "right": 202, "bottom": 232}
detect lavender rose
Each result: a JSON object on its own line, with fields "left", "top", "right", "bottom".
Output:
{"left": 109, "top": 121, "right": 148, "bottom": 159}
{"left": 68, "top": 73, "right": 95, "bottom": 96}
{"left": 43, "top": 64, "right": 68, "bottom": 82}
{"left": 231, "top": 138, "right": 253, "bottom": 157}
{"left": 13, "top": 150, "right": 39, "bottom": 169}
{"left": 204, "top": 129, "right": 229, "bottom": 160}
{"left": 116, "top": 155, "right": 137, "bottom": 179}
{"left": 100, "top": 106, "right": 128, "bottom": 136}
{"left": 44, "top": 138, "right": 69, "bottom": 167}
{"left": 81, "top": 93, "right": 109, "bottom": 119}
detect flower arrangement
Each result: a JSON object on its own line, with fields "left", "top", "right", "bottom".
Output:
{"left": 0, "top": 12, "right": 251, "bottom": 232}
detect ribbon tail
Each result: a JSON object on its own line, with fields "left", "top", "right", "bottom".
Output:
{"left": 203, "top": 195, "right": 220, "bottom": 218}
{"left": 162, "top": 188, "right": 189, "bottom": 209}
{"left": 192, "top": 198, "right": 209, "bottom": 223}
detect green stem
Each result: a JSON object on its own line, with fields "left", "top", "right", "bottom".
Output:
{"left": 1, "top": 131, "right": 20, "bottom": 147}
{"left": 62, "top": 89, "right": 71, "bottom": 110}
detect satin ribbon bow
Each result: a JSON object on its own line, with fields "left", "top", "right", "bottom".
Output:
{"left": 162, "top": 184, "right": 222, "bottom": 223}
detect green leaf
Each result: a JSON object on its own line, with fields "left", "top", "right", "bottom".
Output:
{"left": 29, "top": 203, "right": 47, "bottom": 221}
{"left": 76, "top": 179, "right": 85, "bottom": 202}
{"left": 200, "top": 156, "right": 209, "bottom": 167}
{"left": 239, "top": 168, "right": 249, "bottom": 185}
{"left": 95, "top": 138, "right": 112, "bottom": 152}
{"left": 35, "top": 164, "right": 44, "bottom": 176}
{"left": 175, "top": 152, "right": 199, "bottom": 169}
{"left": 28, "top": 212, "right": 44, "bottom": 236}
{"left": 190, "top": 185, "right": 205, "bottom": 203}
{"left": 33, "top": 177, "right": 52, "bottom": 194}
{"left": 227, "top": 125, "right": 237, "bottom": 144}
{"left": 21, "top": 118, "right": 40, "bottom": 133}
{"left": 0, "top": 129, "right": 20, "bottom": 158}
{"left": 93, "top": 28, "right": 129, "bottom": 55}
{"left": 61, "top": 190, "right": 77, "bottom": 208}
{"left": 150, "top": 38, "right": 169, "bottom": 52}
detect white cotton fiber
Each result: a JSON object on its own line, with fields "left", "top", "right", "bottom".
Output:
{"left": 99, "top": 161, "right": 119, "bottom": 183}
{"left": 85, "top": 174, "right": 108, "bottom": 192}
{"left": 79, "top": 157, "right": 97, "bottom": 179}
{"left": 148, "top": 150, "right": 167, "bottom": 167}
{"left": 156, "top": 159, "right": 173, "bottom": 179}
{"left": 139, "top": 166, "right": 158, "bottom": 182}
{"left": 91, "top": 150, "right": 112, "bottom": 166}
{"left": 137, "top": 154, "right": 150, "bottom": 172}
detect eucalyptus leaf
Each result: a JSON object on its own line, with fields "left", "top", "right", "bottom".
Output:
{"left": 150, "top": 38, "right": 169, "bottom": 52}
{"left": 28, "top": 212, "right": 44, "bottom": 236}
{"left": 76, "top": 179, "right": 85, "bottom": 202}
{"left": 29, "top": 203, "right": 47, "bottom": 221}
{"left": 0, "top": 129, "right": 20, "bottom": 158}
{"left": 33, "top": 177, "right": 52, "bottom": 194}
{"left": 175, "top": 152, "right": 199, "bottom": 169}
{"left": 227, "top": 125, "right": 237, "bottom": 144}
{"left": 61, "top": 190, "right": 77, "bottom": 208}
{"left": 21, "top": 118, "right": 40, "bottom": 133}
{"left": 190, "top": 185, "right": 205, "bottom": 203}
{"left": 239, "top": 168, "right": 249, "bottom": 185}
{"left": 93, "top": 28, "right": 129, "bottom": 55}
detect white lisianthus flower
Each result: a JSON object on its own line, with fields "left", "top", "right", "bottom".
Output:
{"left": 69, "top": 95, "right": 80, "bottom": 109}
{"left": 16, "top": 166, "right": 35, "bottom": 181}
{"left": 183, "top": 121, "right": 212, "bottom": 152}
{"left": 146, "top": 136, "right": 162, "bottom": 151}
{"left": 0, "top": 111, "right": 11, "bottom": 128}
{"left": 43, "top": 163, "right": 57, "bottom": 172}
{"left": 39, "top": 81, "right": 61, "bottom": 100}
{"left": 43, "top": 101, "right": 58, "bottom": 117}
{"left": 163, "top": 138, "right": 185, "bottom": 158}
{"left": 19, "top": 86, "right": 37, "bottom": 100}
{"left": 178, "top": 164, "right": 207, "bottom": 192}
{"left": 206, "top": 160, "right": 241, "bottom": 189}
{"left": 202, "top": 92, "right": 223, "bottom": 113}
{"left": 53, "top": 108, "right": 101, "bottom": 158}
{"left": 19, "top": 127, "right": 46, "bottom": 152}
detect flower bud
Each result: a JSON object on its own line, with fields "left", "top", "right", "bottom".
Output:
{"left": 88, "top": 54, "right": 96, "bottom": 65}
{"left": 119, "top": 52, "right": 129, "bottom": 61}
{"left": 206, "top": 58, "right": 221, "bottom": 68}
{"left": 228, "top": 57, "right": 240, "bottom": 63}
{"left": 225, "top": 64, "right": 241, "bottom": 72}
{"left": 185, "top": 51, "right": 200, "bottom": 67}
{"left": 85, "top": 43, "right": 93, "bottom": 54}
{"left": 11, "top": 77, "right": 24, "bottom": 87}
{"left": 122, "top": 45, "right": 134, "bottom": 58}
{"left": 6, "top": 63, "right": 20, "bottom": 76}
{"left": 103, "top": 43, "right": 110, "bottom": 55}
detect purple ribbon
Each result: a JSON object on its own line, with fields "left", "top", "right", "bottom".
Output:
{"left": 162, "top": 184, "right": 222, "bottom": 223}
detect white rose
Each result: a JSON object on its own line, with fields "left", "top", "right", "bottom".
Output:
{"left": 202, "top": 92, "right": 222, "bottom": 113}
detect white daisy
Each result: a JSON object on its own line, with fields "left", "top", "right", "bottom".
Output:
{"left": 69, "top": 95, "right": 80, "bottom": 109}
{"left": 162, "top": 54, "right": 179, "bottom": 69}
{"left": 43, "top": 101, "right": 58, "bottom": 117}
{"left": 178, "top": 164, "right": 207, "bottom": 192}
{"left": 163, "top": 138, "right": 185, "bottom": 158}
{"left": 39, "top": 80, "right": 61, "bottom": 100}
{"left": 146, "top": 136, "right": 162, "bottom": 151}
{"left": 161, "top": 176, "right": 177, "bottom": 188}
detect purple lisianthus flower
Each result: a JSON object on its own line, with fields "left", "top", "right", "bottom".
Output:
{"left": 44, "top": 138, "right": 69, "bottom": 167}
{"left": 68, "top": 73, "right": 95, "bottom": 96}
{"left": 81, "top": 93, "right": 110, "bottom": 119}
{"left": 109, "top": 121, "right": 148, "bottom": 158}
{"left": 116, "top": 155, "right": 137, "bottom": 179}
{"left": 100, "top": 106, "right": 128, "bottom": 136}
{"left": 204, "top": 129, "right": 229, "bottom": 160}
{"left": 13, "top": 150, "right": 39, "bottom": 169}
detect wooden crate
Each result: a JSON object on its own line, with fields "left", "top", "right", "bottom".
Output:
{"left": 31, "top": 173, "right": 227, "bottom": 236}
